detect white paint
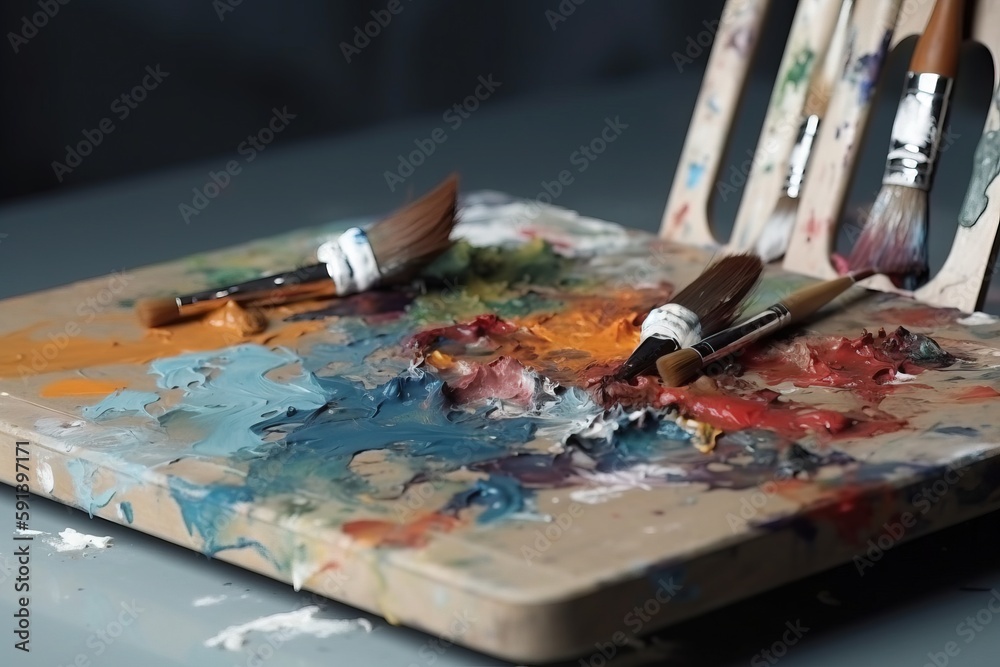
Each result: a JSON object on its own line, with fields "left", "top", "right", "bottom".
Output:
{"left": 204, "top": 606, "right": 373, "bottom": 651}
{"left": 887, "top": 372, "right": 918, "bottom": 385}
{"left": 17, "top": 529, "right": 44, "bottom": 536}
{"left": 48, "top": 528, "right": 113, "bottom": 552}
{"left": 454, "top": 196, "right": 631, "bottom": 257}
{"left": 958, "top": 312, "right": 1000, "bottom": 326}
{"left": 36, "top": 461, "right": 54, "bottom": 494}
{"left": 193, "top": 595, "right": 227, "bottom": 607}
{"left": 571, "top": 464, "right": 687, "bottom": 504}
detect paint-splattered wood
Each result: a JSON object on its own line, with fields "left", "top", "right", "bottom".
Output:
{"left": 660, "top": 0, "right": 771, "bottom": 246}
{"left": 3, "top": 202, "right": 1000, "bottom": 663}
{"left": 667, "top": 0, "right": 1000, "bottom": 313}
{"left": 729, "top": 0, "right": 849, "bottom": 251}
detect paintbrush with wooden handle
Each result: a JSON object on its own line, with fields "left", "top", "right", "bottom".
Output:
{"left": 656, "top": 269, "right": 874, "bottom": 387}
{"left": 847, "top": 0, "right": 965, "bottom": 288}
{"left": 136, "top": 174, "right": 459, "bottom": 327}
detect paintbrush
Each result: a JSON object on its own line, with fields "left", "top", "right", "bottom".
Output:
{"left": 755, "top": 0, "right": 854, "bottom": 262}
{"left": 656, "top": 269, "right": 874, "bottom": 387}
{"left": 614, "top": 253, "right": 763, "bottom": 382}
{"left": 136, "top": 174, "right": 459, "bottom": 327}
{"left": 847, "top": 0, "right": 965, "bottom": 288}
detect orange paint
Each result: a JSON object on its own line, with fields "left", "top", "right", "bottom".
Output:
{"left": 410, "top": 289, "right": 666, "bottom": 387}
{"left": 0, "top": 308, "right": 324, "bottom": 379}
{"left": 341, "top": 513, "right": 460, "bottom": 548}
{"left": 39, "top": 377, "right": 127, "bottom": 397}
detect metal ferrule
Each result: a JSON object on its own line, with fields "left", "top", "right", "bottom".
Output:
{"left": 882, "top": 72, "right": 954, "bottom": 190}
{"left": 691, "top": 304, "right": 792, "bottom": 364}
{"left": 783, "top": 114, "right": 821, "bottom": 199}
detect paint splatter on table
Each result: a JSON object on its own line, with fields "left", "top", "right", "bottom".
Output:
{"left": 2, "top": 194, "right": 1000, "bottom": 663}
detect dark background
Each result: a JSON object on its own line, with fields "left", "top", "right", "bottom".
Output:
{"left": 0, "top": 0, "right": 995, "bottom": 284}
{"left": 2, "top": 0, "right": 781, "bottom": 202}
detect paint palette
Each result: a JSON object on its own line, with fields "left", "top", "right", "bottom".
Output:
{"left": 2, "top": 195, "right": 1000, "bottom": 662}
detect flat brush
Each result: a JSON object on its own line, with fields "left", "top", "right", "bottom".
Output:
{"left": 137, "top": 174, "right": 459, "bottom": 327}
{"left": 656, "top": 269, "right": 874, "bottom": 387}
{"left": 615, "top": 253, "right": 763, "bottom": 382}
{"left": 847, "top": 0, "right": 965, "bottom": 288}
{"left": 756, "top": 0, "right": 854, "bottom": 262}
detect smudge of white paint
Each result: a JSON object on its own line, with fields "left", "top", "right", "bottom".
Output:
{"left": 888, "top": 372, "right": 918, "bottom": 384}
{"left": 17, "top": 529, "right": 44, "bottom": 536}
{"left": 193, "top": 595, "right": 227, "bottom": 607}
{"left": 958, "top": 312, "right": 999, "bottom": 326}
{"left": 48, "top": 528, "right": 113, "bottom": 552}
{"left": 36, "top": 461, "right": 54, "bottom": 494}
{"left": 204, "top": 606, "right": 372, "bottom": 651}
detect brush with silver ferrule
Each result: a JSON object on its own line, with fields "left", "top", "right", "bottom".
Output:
{"left": 656, "top": 269, "right": 874, "bottom": 387}
{"left": 755, "top": 0, "right": 854, "bottom": 262}
{"left": 847, "top": 0, "right": 964, "bottom": 289}
{"left": 136, "top": 174, "right": 459, "bottom": 327}
{"left": 614, "top": 253, "right": 763, "bottom": 382}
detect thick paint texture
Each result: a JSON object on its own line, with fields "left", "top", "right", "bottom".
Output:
{"left": 16, "top": 206, "right": 994, "bottom": 586}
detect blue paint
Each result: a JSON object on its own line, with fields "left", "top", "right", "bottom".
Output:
{"left": 245, "top": 369, "right": 537, "bottom": 506}
{"left": 82, "top": 390, "right": 160, "bottom": 421}
{"left": 686, "top": 161, "right": 706, "bottom": 189}
{"left": 935, "top": 426, "right": 979, "bottom": 437}
{"left": 66, "top": 459, "right": 116, "bottom": 518}
{"left": 168, "top": 476, "right": 269, "bottom": 558}
{"left": 151, "top": 345, "right": 328, "bottom": 456}
{"left": 118, "top": 501, "right": 134, "bottom": 524}
{"left": 445, "top": 475, "right": 527, "bottom": 523}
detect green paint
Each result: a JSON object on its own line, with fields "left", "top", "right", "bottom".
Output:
{"left": 959, "top": 87, "right": 1000, "bottom": 227}
{"left": 776, "top": 48, "right": 815, "bottom": 106}
{"left": 412, "top": 239, "right": 573, "bottom": 322}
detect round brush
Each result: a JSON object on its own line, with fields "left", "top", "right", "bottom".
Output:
{"left": 755, "top": 0, "right": 854, "bottom": 263}
{"left": 614, "top": 253, "right": 764, "bottom": 382}
{"left": 136, "top": 174, "right": 459, "bottom": 327}
{"left": 656, "top": 269, "right": 874, "bottom": 387}
{"left": 847, "top": 0, "right": 965, "bottom": 288}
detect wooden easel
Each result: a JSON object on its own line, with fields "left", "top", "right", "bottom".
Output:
{"left": 661, "top": 0, "right": 1000, "bottom": 313}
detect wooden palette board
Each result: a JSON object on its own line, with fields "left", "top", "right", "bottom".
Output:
{"left": 2, "top": 204, "right": 1000, "bottom": 663}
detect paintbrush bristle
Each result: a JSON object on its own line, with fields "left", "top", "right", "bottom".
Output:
{"left": 655, "top": 348, "right": 704, "bottom": 388}
{"left": 367, "top": 173, "right": 459, "bottom": 282}
{"left": 136, "top": 297, "right": 181, "bottom": 328}
{"left": 755, "top": 195, "right": 798, "bottom": 263}
{"left": 847, "top": 185, "right": 928, "bottom": 289}
{"left": 672, "top": 252, "right": 764, "bottom": 335}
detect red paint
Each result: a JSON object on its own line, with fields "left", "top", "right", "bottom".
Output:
{"left": 409, "top": 314, "right": 518, "bottom": 350}
{"left": 802, "top": 485, "right": 884, "bottom": 546}
{"left": 342, "top": 513, "right": 460, "bottom": 548}
{"left": 445, "top": 356, "right": 537, "bottom": 407}
{"left": 954, "top": 385, "right": 1000, "bottom": 400}
{"left": 600, "top": 376, "right": 902, "bottom": 441}
{"left": 672, "top": 203, "right": 690, "bottom": 230}
{"left": 743, "top": 327, "right": 945, "bottom": 403}
{"left": 804, "top": 215, "right": 821, "bottom": 241}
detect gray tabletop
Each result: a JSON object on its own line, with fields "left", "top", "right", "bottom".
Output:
{"left": 2, "top": 71, "right": 1000, "bottom": 667}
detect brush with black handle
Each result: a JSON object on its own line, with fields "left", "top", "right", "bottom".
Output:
{"left": 656, "top": 269, "right": 874, "bottom": 387}
{"left": 136, "top": 175, "right": 459, "bottom": 327}
{"left": 614, "top": 253, "right": 763, "bottom": 382}
{"left": 847, "top": 0, "right": 965, "bottom": 289}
